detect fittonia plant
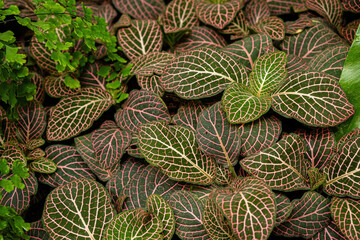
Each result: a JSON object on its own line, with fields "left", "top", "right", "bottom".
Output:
{"left": 1, "top": 0, "right": 360, "bottom": 239}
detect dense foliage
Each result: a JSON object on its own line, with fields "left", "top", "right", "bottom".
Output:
{"left": 1, "top": 0, "right": 360, "bottom": 239}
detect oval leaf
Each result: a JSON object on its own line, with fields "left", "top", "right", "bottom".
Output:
{"left": 162, "top": 0, "right": 198, "bottom": 33}
{"left": 112, "top": 0, "right": 165, "bottom": 20}
{"left": 29, "top": 158, "right": 57, "bottom": 174}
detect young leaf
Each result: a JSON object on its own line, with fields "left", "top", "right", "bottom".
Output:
{"left": 174, "top": 26, "right": 227, "bottom": 52}
{"left": 114, "top": 90, "right": 171, "bottom": 133}
{"left": 38, "top": 145, "right": 96, "bottom": 187}
{"left": 306, "top": 0, "right": 343, "bottom": 27}
{"left": 196, "top": 102, "right": 241, "bottom": 168}
{"left": 273, "top": 191, "right": 331, "bottom": 238}
{"left": 274, "top": 193, "right": 293, "bottom": 226}
{"left": 249, "top": 51, "right": 287, "bottom": 97}
{"left": 238, "top": 115, "right": 282, "bottom": 156}
{"left": 29, "top": 158, "right": 57, "bottom": 174}
{"left": 160, "top": 48, "right": 248, "bottom": 99}
{"left": 162, "top": 0, "right": 198, "bottom": 33}
{"left": 213, "top": 176, "right": 276, "bottom": 240}
{"left": 112, "top": 0, "right": 165, "bottom": 20}
{"left": 331, "top": 197, "right": 360, "bottom": 240}
{"left": 47, "top": 87, "right": 114, "bottom": 141}
{"left": 271, "top": 72, "right": 354, "bottom": 127}
{"left": 138, "top": 121, "right": 216, "bottom": 185}
{"left": 240, "top": 134, "right": 311, "bottom": 191}
{"left": 169, "top": 190, "right": 210, "bottom": 240}
{"left": 222, "top": 83, "right": 272, "bottom": 124}
{"left": 117, "top": 20, "right": 163, "bottom": 60}
{"left": 172, "top": 101, "right": 206, "bottom": 131}
{"left": 196, "top": 0, "right": 242, "bottom": 29}
{"left": 147, "top": 194, "right": 175, "bottom": 240}
{"left": 122, "top": 165, "right": 187, "bottom": 210}
{"left": 43, "top": 178, "right": 115, "bottom": 240}
{"left": 323, "top": 135, "right": 360, "bottom": 199}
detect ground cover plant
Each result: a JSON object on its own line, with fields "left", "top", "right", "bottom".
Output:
{"left": 0, "top": 0, "right": 360, "bottom": 239}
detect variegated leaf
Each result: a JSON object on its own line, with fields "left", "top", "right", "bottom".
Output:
{"left": 137, "top": 75, "right": 165, "bottom": 97}
{"left": 16, "top": 101, "right": 46, "bottom": 145}
{"left": 172, "top": 101, "right": 206, "bottom": 131}
{"left": 249, "top": 51, "right": 287, "bottom": 97}
{"left": 203, "top": 194, "right": 234, "bottom": 239}
{"left": 272, "top": 72, "right": 354, "bottom": 127}
{"left": 245, "top": 0, "right": 270, "bottom": 25}
{"left": 306, "top": 0, "right": 343, "bottom": 27}
{"left": 27, "top": 148, "right": 45, "bottom": 160}
{"left": 114, "top": 90, "right": 171, "bottom": 133}
{"left": 25, "top": 138, "right": 45, "bottom": 150}
{"left": 196, "top": 102, "right": 241, "bottom": 167}
{"left": 240, "top": 134, "right": 311, "bottom": 191}
{"left": 38, "top": 145, "right": 96, "bottom": 187}
{"left": 44, "top": 75, "right": 81, "bottom": 98}
{"left": 174, "top": 26, "right": 227, "bottom": 52}
{"left": 215, "top": 164, "right": 233, "bottom": 185}
{"left": 331, "top": 197, "right": 360, "bottom": 240}
{"left": 112, "top": 0, "right": 165, "bottom": 20}
{"left": 162, "top": 0, "right": 198, "bottom": 33}
{"left": 31, "top": 72, "right": 45, "bottom": 103}
{"left": 323, "top": 135, "right": 360, "bottom": 199}
{"left": 222, "top": 83, "right": 272, "bottom": 124}
{"left": 93, "top": 45, "right": 107, "bottom": 60}
{"left": 161, "top": 48, "right": 248, "bottom": 99}
{"left": 310, "top": 221, "right": 346, "bottom": 240}
{"left": 106, "top": 158, "right": 146, "bottom": 203}
{"left": 79, "top": 62, "right": 107, "bottom": 91}
{"left": 105, "top": 208, "right": 163, "bottom": 239}
{"left": 29, "top": 158, "right": 57, "bottom": 174}
{"left": 267, "top": 0, "right": 307, "bottom": 15}
{"left": 196, "top": 0, "right": 242, "bottom": 29}
{"left": 91, "top": 128, "right": 131, "bottom": 170}
{"left": 29, "top": 36, "right": 58, "bottom": 75}
{"left": 285, "top": 14, "right": 314, "bottom": 34}
{"left": 0, "top": 171, "right": 37, "bottom": 214}
{"left": 170, "top": 190, "right": 210, "bottom": 240}
{"left": 130, "top": 52, "right": 175, "bottom": 77}
{"left": 147, "top": 194, "right": 175, "bottom": 240}
{"left": 273, "top": 191, "right": 331, "bottom": 238}
{"left": 122, "top": 165, "right": 187, "bottom": 210}
{"left": 286, "top": 54, "right": 310, "bottom": 74}
{"left": 43, "top": 178, "right": 115, "bottom": 240}
{"left": 239, "top": 115, "right": 282, "bottom": 156}
{"left": 281, "top": 22, "right": 344, "bottom": 61}
{"left": 339, "top": 19, "right": 360, "bottom": 44}
{"left": 309, "top": 45, "right": 349, "bottom": 80}
{"left": 1, "top": 143, "right": 27, "bottom": 168}
{"left": 296, "top": 128, "right": 335, "bottom": 170}
{"left": 252, "top": 16, "right": 285, "bottom": 41}
{"left": 96, "top": 3, "right": 117, "bottom": 26}
{"left": 220, "top": 10, "right": 249, "bottom": 39}
{"left": 126, "top": 134, "right": 145, "bottom": 158}
{"left": 342, "top": 0, "right": 360, "bottom": 12}
{"left": 275, "top": 193, "right": 293, "bottom": 226}
{"left": 337, "top": 128, "right": 360, "bottom": 149}
{"left": 117, "top": 20, "right": 163, "bottom": 60}
{"left": 26, "top": 220, "right": 50, "bottom": 240}
{"left": 47, "top": 88, "right": 114, "bottom": 141}
{"left": 222, "top": 33, "right": 273, "bottom": 71}
{"left": 138, "top": 121, "right": 216, "bottom": 185}
{"left": 214, "top": 176, "right": 276, "bottom": 240}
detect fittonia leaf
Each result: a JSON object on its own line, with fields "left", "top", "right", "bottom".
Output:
{"left": 238, "top": 115, "right": 282, "bottom": 156}
{"left": 160, "top": 48, "right": 248, "bottom": 99}
{"left": 26, "top": 220, "right": 50, "bottom": 240}
{"left": 306, "top": 0, "right": 343, "bottom": 28}
{"left": 213, "top": 176, "right": 276, "bottom": 240}
{"left": 44, "top": 75, "right": 81, "bottom": 98}
{"left": 274, "top": 193, "right": 294, "bottom": 227}
{"left": 267, "top": 0, "right": 306, "bottom": 15}
{"left": 196, "top": 102, "right": 241, "bottom": 169}
{"left": 96, "top": 2, "right": 117, "bottom": 25}
{"left": 285, "top": 15, "right": 314, "bottom": 35}
{"left": 241, "top": 134, "right": 311, "bottom": 191}
{"left": 273, "top": 191, "right": 331, "bottom": 238}
{"left": 114, "top": 90, "right": 171, "bottom": 133}
{"left": 220, "top": 10, "right": 249, "bottom": 39}
{"left": 161, "top": 0, "right": 198, "bottom": 33}
{"left": 138, "top": 121, "right": 216, "bottom": 185}
{"left": 251, "top": 16, "right": 286, "bottom": 41}
{"left": 137, "top": 75, "right": 165, "bottom": 97}
{"left": 331, "top": 197, "right": 360, "bottom": 240}
{"left": 310, "top": 221, "right": 347, "bottom": 240}
{"left": 195, "top": 0, "right": 242, "bottom": 29}
{"left": 286, "top": 54, "right": 310, "bottom": 74}
{"left": 47, "top": 87, "right": 114, "bottom": 141}
{"left": 245, "top": 0, "right": 270, "bottom": 26}
{"left": 117, "top": 20, "right": 163, "bottom": 60}
{"left": 29, "top": 158, "right": 57, "bottom": 174}
{"left": 169, "top": 190, "right": 210, "bottom": 240}
{"left": 79, "top": 62, "right": 107, "bottom": 91}
{"left": 43, "top": 178, "right": 115, "bottom": 240}
{"left": 147, "top": 194, "right": 176, "bottom": 240}
{"left": 1, "top": 143, "right": 27, "bottom": 168}
{"left": 122, "top": 165, "right": 187, "bottom": 210}
{"left": 112, "top": 0, "right": 165, "bottom": 20}
{"left": 271, "top": 72, "right": 354, "bottom": 127}
{"left": 172, "top": 101, "right": 206, "bottom": 131}
{"left": 323, "top": 134, "right": 360, "bottom": 199}
{"left": 130, "top": 52, "right": 175, "bottom": 77}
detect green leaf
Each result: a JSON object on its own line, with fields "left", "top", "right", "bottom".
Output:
{"left": 249, "top": 51, "right": 287, "bottom": 97}
{"left": 11, "top": 160, "right": 29, "bottom": 179}
{"left": 240, "top": 134, "right": 311, "bottom": 191}
{"left": 0, "top": 31, "right": 15, "bottom": 43}
{"left": 0, "top": 159, "right": 10, "bottom": 175}
{"left": 213, "top": 176, "right": 276, "bottom": 240}
{"left": 0, "top": 179, "right": 14, "bottom": 193}
{"left": 147, "top": 194, "right": 175, "bottom": 240}
{"left": 47, "top": 88, "right": 114, "bottom": 141}
{"left": 105, "top": 208, "right": 163, "bottom": 239}
{"left": 106, "top": 80, "right": 121, "bottom": 89}
{"left": 271, "top": 72, "right": 354, "bottom": 127}
{"left": 5, "top": 46, "right": 26, "bottom": 64}
{"left": 64, "top": 75, "right": 80, "bottom": 89}
{"left": 307, "top": 168, "right": 326, "bottom": 190}
{"left": 222, "top": 83, "right": 272, "bottom": 124}
{"left": 98, "top": 66, "right": 112, "bottom": 78}
{"left": 331, "top": 197, "right": 360, "bottom": 240}
{"left": 138, "top": 121, "right": 216, "bottom": 185}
